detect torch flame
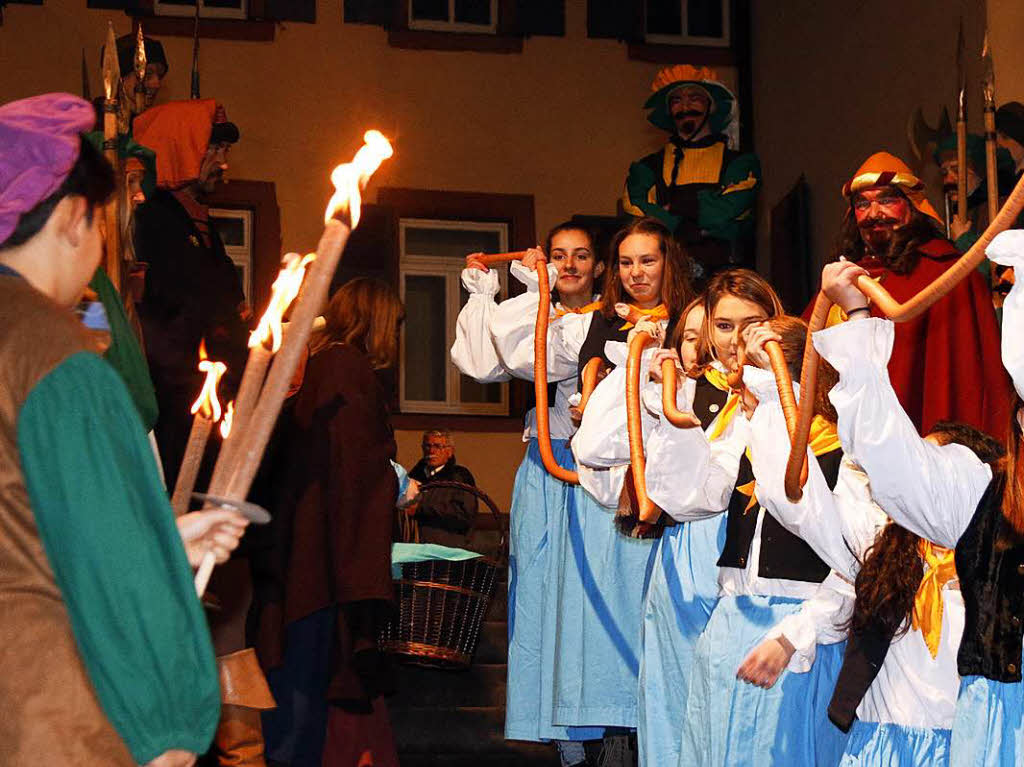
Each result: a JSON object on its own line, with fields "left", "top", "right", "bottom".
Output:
{"left": 220, "top": 401, "right": 234, "bottom": 439}
{"left": 250, "top": 252, "right": 316, "bottom": 353}
{"left": 324, "top": 130, "right": 394, "bottom": 227}
{"left": 190, "top": 343, "right": 227, "bottom": 421}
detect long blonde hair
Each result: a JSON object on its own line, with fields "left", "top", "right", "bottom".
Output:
{"left": 310, "top": 277, "right": 404, "bottom": 369}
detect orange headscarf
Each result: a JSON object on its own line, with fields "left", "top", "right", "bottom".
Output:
{"left": 133, "top": 99, "right": 216, "bottom": 189}
{"left": 842, "top": 151, "right": 942, "bottom": 225}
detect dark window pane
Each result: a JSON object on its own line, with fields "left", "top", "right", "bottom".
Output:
{"left": 205, "top": 0, "right": 243, "bottom": 7}
{"left": 687, "top": 0, "right": 723, "bottom": 38}
{"left": 159, "top": 0, "right": 196, "bottom": 5}
{"left": 646, "top": 0, "right": 682, "bottom": 36}
{"left": 210, "top": 216, "right": 245, "bottom": 247}
{"left": 405, "top": 226, "right": 502, "bottom": 260}
{"left": 404, "top": 275, "right": 447, "bottom": 402}
{"left": 411, "top": 0, "right": 448, "bottom": 21}
{"left": 454, "top": 0, "right": 490, "bottom": 25}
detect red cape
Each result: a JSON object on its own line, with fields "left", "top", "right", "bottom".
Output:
{"left": 806, "top": 239, "right": 1013, "bottom": 438}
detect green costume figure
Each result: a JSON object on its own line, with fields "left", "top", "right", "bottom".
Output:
{"left": 0, "top": 93, "right": 249, "bottom": 767}
{"left": 623, "top": 64, "right": 760, "bottom": 281}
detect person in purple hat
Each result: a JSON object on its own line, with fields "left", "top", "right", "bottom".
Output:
{"left": 0, "top": 92, "right": 249, "bottom": 767}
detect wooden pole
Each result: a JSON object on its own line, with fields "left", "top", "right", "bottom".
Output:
{"left": 101, "top": 23, "right": 122, "bottom": 293}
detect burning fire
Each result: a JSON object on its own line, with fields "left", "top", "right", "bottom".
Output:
{"left": 250, "top": 252, "right": 316, "bottom": 353}
{"left": 220, "top": 400, "right": 234, "bottom": 439}
{"left": 324, "top": 130, "right": 394, "bottom": 226}
{"left": 191, "top": 340, "right": 227, "bottom": 420}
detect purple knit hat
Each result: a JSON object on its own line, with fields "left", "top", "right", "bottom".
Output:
{"left": 0, "top": 93, "right": 96, "bottom": 245}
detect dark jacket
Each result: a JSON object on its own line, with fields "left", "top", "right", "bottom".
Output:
{"left": 408, "top": 457, "right": 478, "bottom": 547}
{"left": 134, "top": 188, "right": 249, "bottom": 486}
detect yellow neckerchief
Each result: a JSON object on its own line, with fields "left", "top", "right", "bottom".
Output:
{"left": 734, "top": 416, "right": 841, "bottom": 514}
{"left": 618, "top": 303, "right": 669, "bottom": 330}
{"left": 555, "top": 300, "right": 602, "bottom": 318}
{"left": 911, "top": 540, "right": 958, "bottom": 659}
{"left": 703, "top": 366, "right": 731, "bottom": 392}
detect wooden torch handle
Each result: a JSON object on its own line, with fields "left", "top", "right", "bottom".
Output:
{"left": 534, "top": 260, "right": 579, "bottom": 485}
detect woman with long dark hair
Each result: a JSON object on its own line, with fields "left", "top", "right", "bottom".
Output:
{"left": 814, "top": 241, "right": 1024, "bottom": 767}
{"left": 451, "top": 220, "right": 606, "bottom": 760}
{"left": 262, "top": 277, "right": 405, "bottom": 767}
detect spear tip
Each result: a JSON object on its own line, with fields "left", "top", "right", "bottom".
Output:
{"left": 102, "top": 23, "right": 120, "bottom": 101}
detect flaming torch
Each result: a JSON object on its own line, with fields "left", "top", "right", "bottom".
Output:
{"left": 171, "top": 341, "right": 226, "bottom": 517}
{"left": 193, "top": 130, "right": 394, "bottom": 597}
{"left": 209, "top": 252, "right": 315, "bottom": 494}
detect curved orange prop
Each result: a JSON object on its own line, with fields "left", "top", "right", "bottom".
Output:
{"left": 782, "top": 170, "right": 1024, "bottom": 501}
{"left": 473, "top": 250, "right": 595, "bottom": 485}
{"left": 660, "top": 362, "right": 702, "bottom": 428}
{"left": 626, "top": 329, "right": 661, "bottom": 522}
{"left": 578, "top": 356, "right": 604, "bottom": 413}
{"left": 477, "top": 250, "right": 529, "bottom": 266}
{"left": 534, "top": 261, "right": 580, "bottom": 484}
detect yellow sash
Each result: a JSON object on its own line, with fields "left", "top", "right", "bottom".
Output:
{"left": 911, "top": 541, "right": 958, "bottom": 659}
{"left": 703, "top": 367, "right": 731, "bottom": 392}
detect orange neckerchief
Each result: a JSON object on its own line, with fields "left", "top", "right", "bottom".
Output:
{"left": 911, "top": 540, "right": 958, "bottom": 659}
{"left": 555, "top": 300, "right": 602, "bottom": 318}
{"left": 619, "top": 303, "right": 669, "bottom": 330}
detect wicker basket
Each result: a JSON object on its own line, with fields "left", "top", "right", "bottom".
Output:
{"left": 379, "top": 481, "right": 507, "bottom": 670}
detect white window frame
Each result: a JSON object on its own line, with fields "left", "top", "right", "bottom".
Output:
{"left": 644, "top": 0, "right": 730, "bottom": 47}
{"left": 153, "top": 0, "right": 248, "bottom": 20}
{"left": 408, "top": 0, "right": 498, "bottom": 34}
{"left": 209, "top": 207, "right": 253, "bottom": 305}
{"left": 399, "top": 218, "right": 509, "bottom": 416}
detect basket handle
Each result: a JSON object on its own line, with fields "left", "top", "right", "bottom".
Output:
{"left": 413, "top": 480, "right": 508, "bottom": 564}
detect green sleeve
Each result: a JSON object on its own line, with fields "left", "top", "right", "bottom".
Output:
{"left": 17, "top": 352, "right": 219, "bottom": 764}
{"left": 90, "top": 268, "right": 160, "bottom": 432}
{"left": 697, "top": 152, "right": 761, "bottom": 241}
{"left": 624, "top": 159, "right": 681, "bottom": 231}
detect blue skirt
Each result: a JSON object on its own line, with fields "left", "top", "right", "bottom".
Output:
{"left": 506, "top": 439, "right": 601, "bottom": 742}
{"left": 550, "top": 480, "right": 655, "bottom": 730}
{"left": 638, "top": 516, "right": 725, "bottom": 767}
{"left": 950, "top": 651, "right": 1024, "bottom": 767}
{"left": 840, "top": 721, "right": 951, "bottom": 766}
{"left": 678, "top": 594, "right": 849, "bottom": 767}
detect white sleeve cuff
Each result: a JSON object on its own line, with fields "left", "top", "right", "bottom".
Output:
{"left": 813, "top": 316, "right": 894, "bottom": 376}
{"left": 764, "top": 614, "right": 817, "bottom": 673}
{"left": 460, "top": 267, "right": 500, "bottom": 297}
{"left": 987, "top": 230, "right": 1024, "bottom": 268}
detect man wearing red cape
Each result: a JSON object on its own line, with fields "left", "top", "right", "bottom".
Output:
{"left": 813, "top": 151, "right": 1012, "bottom": 438}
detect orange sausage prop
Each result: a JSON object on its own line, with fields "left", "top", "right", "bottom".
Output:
{"left": 472, "top": 250, "right": 581, "bottom": 484}
{"left": 782, "top": 171, "right": 1024, "bottom": 501}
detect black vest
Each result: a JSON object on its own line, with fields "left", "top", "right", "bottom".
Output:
{"left": 955, "top": 473, "right": 1024, "bottom": 682}
{"left": 692, "top": 375, "right": 730, "bottom": 430}
{"left": 577, "top": 311, "right": 630, "bottom": 389}
{"left": 716, "top": 448, "right": 840, "bottom": 583}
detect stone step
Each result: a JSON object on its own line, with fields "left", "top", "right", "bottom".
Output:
{"left": 392, "top": 706, "right": 515, "bottom": 755}
{"left": 398, "top": 741, "right": 561, "bottom": 767}
{"left": 390, "top": 662, "right": 507, "bottom": 709}
{"left": 474, "top": 618, "right": 508, "bottom": 664}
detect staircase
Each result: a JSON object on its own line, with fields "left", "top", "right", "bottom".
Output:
{"left": 389, "top": 529, "right": 561, "bottom": 767}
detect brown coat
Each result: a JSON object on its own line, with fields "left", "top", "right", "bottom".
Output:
{"left": 0, "top": 276, "right": 134, "bottom": 766}
{"left": 265, "top": 342, "right": 397, "bottom": 708}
